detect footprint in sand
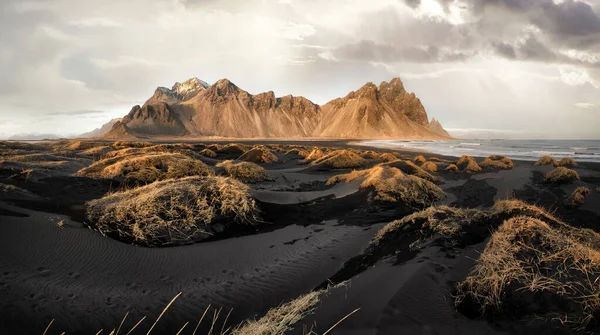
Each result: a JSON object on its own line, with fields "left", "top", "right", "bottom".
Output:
{"left": 36, "top": 267, "right": 50, "bottom": 276}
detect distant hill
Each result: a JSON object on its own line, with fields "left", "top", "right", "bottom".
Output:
{"left": 102, "top": 77, "right": 451, "bottom": 140}
{"left": 79, "top": 118, "right": 122, "bottom": 138}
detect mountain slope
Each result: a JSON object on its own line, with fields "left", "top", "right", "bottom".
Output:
{"left": 103, "top": 77, "right": 451, "bottom": 140}
{"left": 80, "top": 118, "right": 122, "bottom": 138}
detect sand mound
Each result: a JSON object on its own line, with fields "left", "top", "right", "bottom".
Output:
{"left": 199, "top": 148, "right": 217, "bottom": 158}
{"left": 429, "top": 157, "right": 443, "bottom": 162}
{"left": 413, "top": 155, "right": 427, "bottom": 165}
{"left": 544, "top": 167, "right": 580, "bottom": 184}
{"left": 238, "top": 146, "right": 279, "bottom": 164}
{"left": 86, "top": 176, "right": 257, "bottom": 246}
{"left": 559, "top": 157, "right": 578, "bottom": 167}
{"left": 218, "top": 143, "right": 250, "bottom": 155}
{"left": 66, "top": 141, "right": 105, "bottom": 151}
{"left": 327, "top": 165, "right": 446, "bottom": 207}
{"left": 361, "top": 151, "right": 380, "bottom": 159}
{"left": 112, "top": 141, "right": 154, "bottom": 149}
{"left": 303, "top": 147, "right": 326, "bottom": 162}
{"left": 534, "top": 155, "right": 558, "bottom": 167}
{"left": 216, "top": 160, "right": 270, "bottom": 183}
{"left": 78, "top": 153, "right": 213, "bottom": 185}
{"left": 444, "top": 164, "right": 459, "bottom": 172}
{"left": 384, "top": 160, "right": 441, "bottom": 183}
{"left": 80, "top": 146, "right": 112, "bottom": 158}
{"left": 566, "top": 187, "right": 590, "bottom": 208}
{"left": 311, "top": 150, "right": 369, "bottom": 169}
{"left": 378, "top": 153, "right": 398, "bottom": 163}
{"left": 421, "top": 161, "right": 438, "bottom": 172}
{"left": 456, "top": 155, "right": 482, "bottom": 173}
{"left": 368, "top": 206, "right": 488, "bottom": 257}
{"left": 456, "top": 215, "right": 600, "bottom": 330}
{"left": 479, "top": 155, "right": 515, "bottom": 170}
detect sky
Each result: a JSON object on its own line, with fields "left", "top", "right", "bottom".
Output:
{"left": 0, "top": 0, "right": 599, "bottom": 139}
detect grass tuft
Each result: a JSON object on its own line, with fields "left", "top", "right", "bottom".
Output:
{"left": 311, "top": 150, "right": 369, "bottom": 169}
{"left": 544, "top": 167, "right": 580, "bottom": 184}
{"left": 444, "top": 164, "right": 459, "bottom": 172}
{"left": 558, "top": 157, "right": 578, "bottom": 167}
{"left": 238, "top": 146, "right": 279, "bottom": 164}
{"left": 412, "top": 155, "right": 427, "bottom": 165}
{"left": 199, "top": 149, "right": 217, "bottom": 158}
{"left": 216, "top": 160, "right": 270, "bottom": 183}
{"left": 456, "top": 155, "right": 482, "bottom": 173}
{"left": 534, "top": 155, "right": 559, "bottom": 167}
{"left": 420, "top": 161, "right": 438, "bottom": 173}
{"left": 479, "top": 155, "right": 515, "bottom": 170}
{"left": 565, "top": 187, "right": 590, "bottom": 209}
{"left": 384, "top": 160, "right": 441, "bottom": 183}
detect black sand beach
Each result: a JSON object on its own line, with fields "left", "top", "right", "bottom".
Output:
{"left": 1, "top": 140, "right": 600, "bottom": 334}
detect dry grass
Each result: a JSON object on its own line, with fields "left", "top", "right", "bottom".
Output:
{"left": 444, "top": 164, "right": 459, "bottom": 172}
{"left": 369, "top": 206, "right": 488, "bottom": 253}
{"left": 420, "top": 161, "right": 438, "bottom": 173}
{"left": 80, "top": 146, "right": 112, "bottom": 158}
{"left": 413, "top": 155, "right": 427, "bottom": 165}
{"left": 565, "top": 187, "right": 590, "bottom": 209}
{"left": 112, "top": 141, "right": 155, "bottom": 149}
{"left": 455, "top": 215, "right": 600, "bottom": 330}
{"left": 544, "top": 167, "right": 580, "bottom": 184}
{"left": 86, "top": 176, "right": 257, "bottom": 246}
{"left": 199, "top": 148, "right": 217, "bottom": 158}
{"left": 378, "top": 153, "right": 398, "bottom": 163}
{"left": 491, "top": 199, "right": 563, "bottom": 225}
{"left": 597, "top": 187, "right": 600, "bottom": 193}
{"left": 238, "top": 146, "right": 279, "bottom": 164}
{"left": 360, "top": 151, "right": 380, "bottom": 160}
{"left": 218, "top": 143, "right": 250, "bottom": 155}
{"left": 534, "top": 155, "right": 559, "bottom": 167}
{"left": 78, "top": 153, "right": 213, "bottom": 185}
{"left": 559, "top": 157, "right": 578, "bottom": 167}
{"left": 456, "top": 155, "right": 482, "bottom": 173}
{"left": 326, "top": 165, "right": 445, "bottom": 207}
{"left": 216, "top": 160, "right": 270, "bottom": 183}
{"left": 479, "top": 155, "right": 515, "bottom": 170}
{"left": 429, "top": 157, "right": 443, "bottom": 162}
{"left": 311, "top": 150, "right": 369, "bottom": 169}
{"left": 303, "top": 148, "right": 326, "bottom": 162}
{"left": 384, "top": 160, "right": 441, "bottom": 183}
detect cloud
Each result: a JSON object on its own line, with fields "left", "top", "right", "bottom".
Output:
{"left": 575, "top": 102, "right": 596, "bottom": 109}
{"left": 68, "top": 17, "right": 122, "bottom": 27}
{"left": 47, "top": 110, "right": 106, "bottom": 116}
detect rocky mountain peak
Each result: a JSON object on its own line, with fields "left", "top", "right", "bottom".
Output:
{"left": 171, "top": 77, "right": 209, "bottom": 100}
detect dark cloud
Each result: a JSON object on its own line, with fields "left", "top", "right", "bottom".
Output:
{"left": 492, "top": 42, "right": 517, "bottom": 59}
{"left": 333, "top": 40, "right": 475, "bottom": 63}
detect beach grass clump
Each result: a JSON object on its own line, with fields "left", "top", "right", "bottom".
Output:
{"left": 534, "top": 155, "right": 559, "bottom": 167}
{"left": 216, "top": 160, "right": 270, "bottom": 183}
{"left": 311, "top": 150, "right": 369, "bottom": 169}
{"left": 420, "top": 161, "right": 438, "bottom": 173}
{"left": 218, "top": 143, "right": 250, "bottom": 155}
{"left": 327, "top": 165, "right": 445, "bottom": 207}
{"left": 302, "top": 147, "right": 326, "bottom": 162}
{"left": 479, "top": 155, "right": 515, "bottom": 170}
{"left": 429, "top": 157, "right": 443, "bottom": 162}
{"left": 455, "top": 215, "right": 600, "bottom": 330}
{"left": 199, "top": 148, "right": 217, "bottom": 158}
{"left": 85, "top": 176, "right": 257, "bottom": 246}
{"left": 565, "top": 187, "right": 590, "bottom": 209}
{"left": 80, "top": 146, "right": 112, "bottom": 158}
{"left": 444, "top": 164, "right": 459, "bottom": 172}
{"left": 361, "top": 151, "right": 380, "bottom": 160}
{"left": 544, "top": 167, "right": 580, "bottom": 184}
{"left": 238, "top": 146, "right": 279, "bottom": 164}
{"left": 369, "top": 206, "right": 488, "bottom": 256}
{"left": 413, "top": 155, "right": 427, "bottom": 166}
{"left": 559, "top": 157, "right": 578, "bottom": 167}
{"left": 379, "top": 153, "right": 398, "bottom": 163}
{"left": 384, "top": 160, "right": 441, "bottom": 183}
{"left": 456, "top": 155, "right": 482, "bottom": 173}
{"left": 78, "top": 153, "right": 213, "bottom": 185}
{"left": 111, "top": 141, "right": 154, "bottom": 150}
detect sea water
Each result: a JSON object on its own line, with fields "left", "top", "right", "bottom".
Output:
{"left": 358, "top": 139, "right": 600, "bottom": 163}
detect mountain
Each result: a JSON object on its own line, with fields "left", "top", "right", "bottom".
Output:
{"left": 8, "top": 133, "right": 63, "bottom": 141}
{"left": 79, "top": 118, "right": 122, "bottom": 138}
{"left": 103, "top": 77, "right": 451, "bottom": 140}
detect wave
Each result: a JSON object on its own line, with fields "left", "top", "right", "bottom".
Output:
{"left": 459, "top": 142, "right": 481, "bottom": 146}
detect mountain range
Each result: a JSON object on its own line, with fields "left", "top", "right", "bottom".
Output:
{"left": 93, "top": 77, "right": 450, "bottom": 139}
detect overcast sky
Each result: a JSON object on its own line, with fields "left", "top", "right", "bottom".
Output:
{"left": 1, "top": 0, "right": 599, "bottom": 139}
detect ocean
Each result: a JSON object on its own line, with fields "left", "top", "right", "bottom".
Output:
{"left": 358, "top": 139, "right": 600, "bottom": 163}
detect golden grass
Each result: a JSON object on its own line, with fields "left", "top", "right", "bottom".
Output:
{"left": 429, "top": 157, "right": 443, "bottom": 162}
{"left": 216, "top": 160, "right": 270, "bottom": 183}
{"left": 455, "top": 215, "right": 600, "bottom": 329}
{"left": 199, "top": 148, "right": 217, "bottom": 158}
{"left": 491, "top": 199, "right": 563, "bottom": 225}
{"left": 566, "top": 187, "right": 590, "bottom": 209}
{"left": 360, "top": 151, "right": 380, "bottom": 160}
{"left": 479, "top": 155, "right": 515, "bottom": 170}
{"left": 412, "top": 155, "right": 427, "bottom": 166}
{"left": 80, "top": 146, "right": 112, "bottom": 158}
{"left": 370, "top": 206, "right": 487, "bottom": 251}
{"left": 86, "top": 176, "right": 257, "bottom": 246}
{"left": 534, "top": 155, "right": 559, "bottom": 167}
{"left": 444, "top": 164, "right": 459, "bottom": 172}
{"left": 303, "top": 148, "right": 326, "bottom": 162}
{"left": 238, "top": 146, "right": 279, "bottom": 164}
{"left": 456, "top": 155, "right": 482, "bottom": 173}
{"left": 112, "top": 141, "right": 155, "bottom": 149}
{"left": 544, "top": 167, "right": 580, "bottom": 184}
{"left": 384, "top": 160, "right": 440, "bottom": 183}
{"left": 311, "top": 150, "right": 369, "bottom": 169}
{"left": 218, "top": 143, "right": 250, "bottom": 155}
{"left": 420, "top": 161, "right": 438, "bottom": 173}
{"left": 78, "top": 153, "right": 213, "bottom": 185}
{"left": 378, "top": 153, "right": 398, "bottom": 163}
{"left": 559, "top": 157, "right": 578, "bottom": 167}
{"left": 326, "top": 165, "right": 446, "bottom": 207}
